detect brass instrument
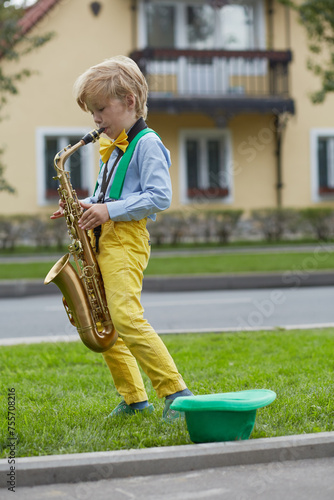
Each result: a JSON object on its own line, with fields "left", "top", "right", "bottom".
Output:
{"left": 44, "top": 128, "right": 118, "bottom": 353}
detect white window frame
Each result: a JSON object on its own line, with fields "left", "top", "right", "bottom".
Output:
{"left": 179, "top": 128, "right": 233, "bottom": 205}
{"left": 36, "top": 127, "right": 96, "bottom": 206}
{"left": 310, "top": 128, "right": 334, "bottom": 202}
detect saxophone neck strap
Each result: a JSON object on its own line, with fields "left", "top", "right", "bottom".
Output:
{"left": 108, "top": 126, "right": 157, "bottom": 199}
{"left": 93, "top": 118, "right": 159, "bottom": 200}
{"left": 92, "top": 119, "right": 158, "bottom": 253}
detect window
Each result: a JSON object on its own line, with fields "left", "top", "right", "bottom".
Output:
{"left": 318, "top": 137, "right": 334, "bottom": 193}
{"left": 310, "top": 129, "right": 334, "bottom": 201}
{"left": 180, "top": 130, "right": 233, "bottom": 203}
{"left": 36, "top": 128, "right": 96, "bottom": 206}
{"left": 139, "top": 1, "right": 265, "bottom": 50}
{"left": 146, "top": 4, "right": 175, "bottom": 47}
{"left": 186, "top": 5, "right": 216, "bottom": 49}
{"left": 186, "top": 3, "right": 255, "bottom": 50}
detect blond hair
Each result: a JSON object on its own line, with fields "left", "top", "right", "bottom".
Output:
{"left": 73, "top": 56, "right": 148, "bottom": 119}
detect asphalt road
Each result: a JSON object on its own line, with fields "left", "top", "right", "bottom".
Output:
{"left": 1, "top": 286, "right": 334, "bottom": 342}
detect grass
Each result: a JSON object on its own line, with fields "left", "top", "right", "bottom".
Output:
{"left": 1, "top": 328, "right": 333, "bottom": 458}
{"left": 0, "top": 238, "right": 331, "bottom": 256}
{"left": 145, "top": 251, "right": 334, "bottom": 275}
{"left": 0, "top": 250, "right": 334, "bottom": 280}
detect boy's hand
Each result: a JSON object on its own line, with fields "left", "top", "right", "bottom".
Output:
{"left": 50, "top": 200, "right": 65, "bottom": 219}
{"left": 78, "top": 202, "right": 109, "bottom": 230}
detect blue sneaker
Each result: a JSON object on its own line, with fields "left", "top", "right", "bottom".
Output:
{"left": 163, "top": 389, "right": 193, "bottom": 423}
{"left": 162, "top": 398, "right": 185, "bottom": 423}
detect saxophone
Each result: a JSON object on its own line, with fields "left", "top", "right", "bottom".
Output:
{"left": 44, "top": 128, "right": 118, "bottom": 353}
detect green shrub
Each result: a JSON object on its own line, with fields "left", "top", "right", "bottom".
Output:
{"left": 251, "top": 208, "right": 300, "bottom": 242}
{"left": 205, "top": 209, "right": 244, "bottom": 243}
{"left": 299, "top": 207, "right": 334, "bottom": 241}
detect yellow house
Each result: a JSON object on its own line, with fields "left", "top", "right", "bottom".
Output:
{"left": 0, "top": 0, "right": 334, "bottom": 218}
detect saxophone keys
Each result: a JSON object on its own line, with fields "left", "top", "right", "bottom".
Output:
{"left": 62, "top": 297, "right": 76, "bottom": 327}
{"left": 83, "top": 265, "right": 95, "bottom": 278}
{"left": 69, "top": 240, "right": 82, "bottom": 254}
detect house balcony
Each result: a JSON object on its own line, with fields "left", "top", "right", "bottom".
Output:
{"left": 130, "top": 48, "right": 295, "bottom": 118}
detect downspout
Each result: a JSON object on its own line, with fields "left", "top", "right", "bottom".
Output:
{"left": 285, "top": 4, "right": 291, "bottom": 50}
{"left": 130, "top": 0, "right": 137, "bottom": 51}
{"left": 274, "top": 114, "right": 283, "bottom": 208}
{"left": 267, "top": 0, "right": 274, "bottom": 49}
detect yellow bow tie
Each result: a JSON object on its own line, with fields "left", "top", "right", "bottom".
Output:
{"left": 99, "top": 129, "right": 129, "bottom": 163}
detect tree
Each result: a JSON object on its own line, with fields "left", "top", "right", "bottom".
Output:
{"left": 279, "top": 0, "right": 334, "bottom": 104}
{"left": 0, "top": 0, "right": 53, "bottom": 193}
{"left": 299, "top": 0, "right": 334, "bottom": 104}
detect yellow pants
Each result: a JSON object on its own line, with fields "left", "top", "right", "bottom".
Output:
{"left": 93, "top": 218, "right": 186, "bottom": 405}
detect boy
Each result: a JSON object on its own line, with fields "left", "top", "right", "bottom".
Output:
{"left": 52, "top": 56, "right": 192, "bottom": 421}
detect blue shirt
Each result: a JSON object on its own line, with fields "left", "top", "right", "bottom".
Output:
{"left": 84, "top": 132, "right": 172, "bottom": 222}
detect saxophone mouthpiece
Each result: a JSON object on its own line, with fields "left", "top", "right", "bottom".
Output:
{"left": 81, "top": 128, "right": 105, "bottom": 145}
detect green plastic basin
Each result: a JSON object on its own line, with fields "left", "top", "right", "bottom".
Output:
{"left": 170, "top": 389, "right": 276, "bottom": 443}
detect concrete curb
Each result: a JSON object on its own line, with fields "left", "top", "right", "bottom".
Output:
{"left": 1, "top": 270, "right": 334, "bottom": 298}
{"left": 1, "top": 432, "right": 333, "bottom": 488}
{"left": 143, "top": 270, "right": 334, "bottom": 292}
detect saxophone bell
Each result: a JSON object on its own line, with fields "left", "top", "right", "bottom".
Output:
{"left": 44, "top": 254, "right": 117, "bottom": 353}
{"left": 45, "top": 127, "right": 117, "bottom": 353}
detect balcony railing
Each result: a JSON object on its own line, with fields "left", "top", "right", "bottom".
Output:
{"left": 131, "top": 48, "right": 294, "bottom": 114}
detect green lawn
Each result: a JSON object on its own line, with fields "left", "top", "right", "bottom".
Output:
{"left": 145, "top": 250, "right": 334, "bottom": 275}
{"left": 1, "top": 328, "right": 333, "bottom": 458}
{"left": 0, "top": 250, "right": 334, "bottom": 280}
